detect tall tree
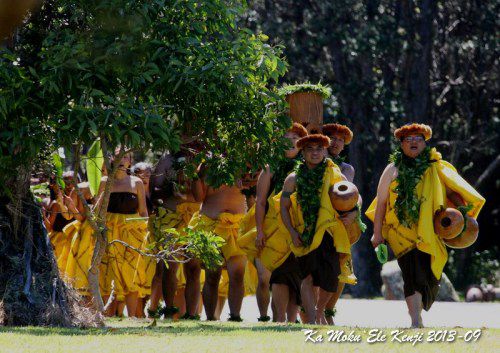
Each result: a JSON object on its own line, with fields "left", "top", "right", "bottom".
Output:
{"left": 0, "top": 0, "right": 287, "bottom": 325}
{"left": 247, "top": 0, "right": 499, "bottom": 296}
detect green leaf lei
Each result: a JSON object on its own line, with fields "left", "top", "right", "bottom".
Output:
{"left": 295, "top": 158, "right": 327, "bottom": 246}
{"left": 272, "top": 156, "right": 302, "bottom": 194}
{"left": 330, "top": 154, "right": 346, "bottom": 167}
{"left": 389, "top": 146, "right": 432, "bottom": 228}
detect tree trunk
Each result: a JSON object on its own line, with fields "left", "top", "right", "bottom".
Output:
{"left": 0, "top": 165, "right": 95, "bottom": 326}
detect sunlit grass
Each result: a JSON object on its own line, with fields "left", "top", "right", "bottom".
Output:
{"left": 0, "top": 319, "right": 497, "bottom": 353}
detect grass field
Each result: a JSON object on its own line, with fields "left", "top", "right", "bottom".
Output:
{"left": 0, "top": 319, "right": 498, "bottom": 353}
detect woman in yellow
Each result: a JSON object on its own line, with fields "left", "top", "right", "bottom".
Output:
{"left": 46, "top": 172, "right": 85, "bottom": 277}
{"left": 238, "top": 122, "right": 307, "bottom": 322}
{"left": 281, "top": 133, "right": 358, "bottom": 325}
{"left": 131, "top": 162, "right": 155, "bottom": 318}
{"left": 367, "top": 123, "right": 485, "bottom": 328}
{"left": 65, "top": 152, "right": 149, "bottom": 317}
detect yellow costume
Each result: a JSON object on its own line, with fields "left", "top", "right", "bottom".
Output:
{"left": 50, "top": 230, "right": 72, "bottom": 277}
{"left": 141, "top": 202, "right": 202, "bottom": 292}
{"left": 238, "top": 192, "right": 295, "bottom": 272}
{"left": 365, "top": 148, "right": 485, "bottom": 280}
{"left": 188, "top": 211, "right": 258, "bottom": 296}
{"left": 189, "top": 212, "right": 246, "bottom": 260}
{"left": 49, "top": 214, "right": 74, "bottom": 277}
{"left": 289, "top": 158, "right": 356, "bottom": 284}
{"left": 64, "top": 213, "right": 149, "bottom": 300}
{"left": 63, "top": 219, "right": 93, "bottom": 295}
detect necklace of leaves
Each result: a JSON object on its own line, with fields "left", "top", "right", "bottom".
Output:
{"left": 272, "top": 156, "right": 302, "bottom": 194}
{"left": 295, "top": 157, "right": 327, "bottom": 246}
{"left": 330, "top": 154, "right": 346, "bottom": 166}
{"left": 389, "top": 146, "right": 431, "bottom": 228}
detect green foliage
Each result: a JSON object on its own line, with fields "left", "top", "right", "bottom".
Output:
{"left": 0, "top": 51, "right": 53, "bottom": 196}
{"left": 446, "top": 248, "right": 499, "bottom": 290}
{"left": 180, "top": 228, "right": 225, "bottom": 271}
{"left": 389, "top": 147, "right": 431, "bottom": 228}
{"left": 86, "top": 140, "right": 103, "bottom": 197}
{"left": 51, "top": 152, "right": 65, "bottom": 189}
{"left": 149, "top": 207, "right": 224, "bottom": 270}
{"left": 30, "top": 182, "right": 50, "bottom": 197}
{"left": 36, "top": 0, "right": 287, "bottom": 187}
{"left": 355, "top": 203, "right": 367, "bottom": 233}
{"left": 295, "top": 157, "right": 327, "bottom": 246}
{"left": 271, "top": 155, "right": 301, "bottom": 194}
{"left": 278, "top": 82, "right": 332, "bottom": 99}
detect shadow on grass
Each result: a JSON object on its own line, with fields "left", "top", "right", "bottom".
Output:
{"left": 0, "top": 320, "right": 309, "bottom": 337}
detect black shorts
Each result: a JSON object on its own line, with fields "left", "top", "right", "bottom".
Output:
{"left": 297, "top": 234, "right": 340, "bottom": 293}
{"left": 270, "top": 253, "right": 302, "bottom": 305}
{"left": 397, "top": 249, "right": 440, "bottom": 311}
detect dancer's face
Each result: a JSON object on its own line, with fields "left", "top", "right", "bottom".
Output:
{"left": 302, "top": 143, "right": 325, "bottom": 166}
{"left": 135, "top": 168, "right": 151, "bottom": 187}
{"left": 401, "top": 134, "right": 426, "bottom": 158}
{"left": 327, "top": 133, "right": 345, "bottom": 157}
{"left": 284, "top": 132, "right": 300, "bottom": 159}
{"left": 118, "top": 153, "right": 132, "bottom": 170}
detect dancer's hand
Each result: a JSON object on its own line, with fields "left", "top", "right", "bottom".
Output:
{"left": 291, "top": 229, "right": 303, "bottom": 247}
{"left": 371, "top": 232, "right": 384, "bottom": 248}
{"left": 255, "top": 230, "right": 266, "bottom": 250}
{"left": 340, "top": 210, "right": 357, "bottom": 226}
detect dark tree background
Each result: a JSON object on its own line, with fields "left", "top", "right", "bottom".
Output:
{"left": 246, "top": 0, "right": 499, "bottom": 296}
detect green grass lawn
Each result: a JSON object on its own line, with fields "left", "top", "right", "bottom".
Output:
{"left": 0, "top": 319, "right": 498, "bottom": 353}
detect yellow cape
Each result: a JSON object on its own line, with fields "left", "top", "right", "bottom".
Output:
{"left": 289, "top": 158, "right": 356, "bottom": 284}
{"left": 238, "top": 191, "right": 296, "bottom": 272}
{"left": 289, "top": 159, "right": 351, "bottom": 256}
{"left": 365, "top": 148, "right": 485, "bottom": 280}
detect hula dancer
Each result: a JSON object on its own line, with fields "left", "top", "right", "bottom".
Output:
{"left": 321, "top": 123, "right": 359, "bottom": 324}
{"left": 238, "top": 123, "right": 307, "bottom": 322}
{"left": 281, "top": 133, "right": 358, "bottom": 324}
{"left": 322, "top": 123, "right": 355, "bottom": 182}
{"left": 367, "top": 123, "right": 485, "bottom": 327}
{"left": 148, "top": 149, "right": 201, "bottom": 319}
{"left": 46, "top": 171, "right": 85, "bottom": 277}
{"left": 189, "top": 168, "right": 249, "bottom": 321}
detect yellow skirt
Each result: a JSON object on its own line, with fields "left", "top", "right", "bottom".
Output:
{"left": 100, "top": 213, "right": 149, "bottom": 300}
{"left": 188, "top": 212, "right": 258, "bottom": 296}
{"left": 146, "top": 202, "right": 201, "bottom": 292}
{"left": 63, "top": 220, "right": 96, "bottom": 297}
{"left": 64, "top": 213, "right": 149, "bottom": 300}
{"left": 188, "top": 212, "right": 246, "bottom": 260}
{"left": 49, "top": 228, "right": 73, "bottom": 277}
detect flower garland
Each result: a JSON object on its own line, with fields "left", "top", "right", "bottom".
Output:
{"left": 295, "top": 158, "right": 327, "bottom": 246}
{"left": 389, "top": 146, "right": 431, "bottom": 228}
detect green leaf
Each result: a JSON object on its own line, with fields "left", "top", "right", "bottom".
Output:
{"left": 52, "top": 152, "right": 65, "bottom": 189}
{"left": 86, "top": 139, "right": 103, "bottom": 197}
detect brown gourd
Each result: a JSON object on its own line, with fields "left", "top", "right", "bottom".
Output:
{"left": 330, "top": 181, "right": 359, "bottom": 212}
{"left": 433, "top": 208, "right": 464, "bottom": 240}
{"left": 444, "top": 215, "right": 479, "bottom": 249}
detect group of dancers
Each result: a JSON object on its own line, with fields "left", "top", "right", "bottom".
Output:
{"left": 39, "top": 121, "right": 485, "bottom": 328}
